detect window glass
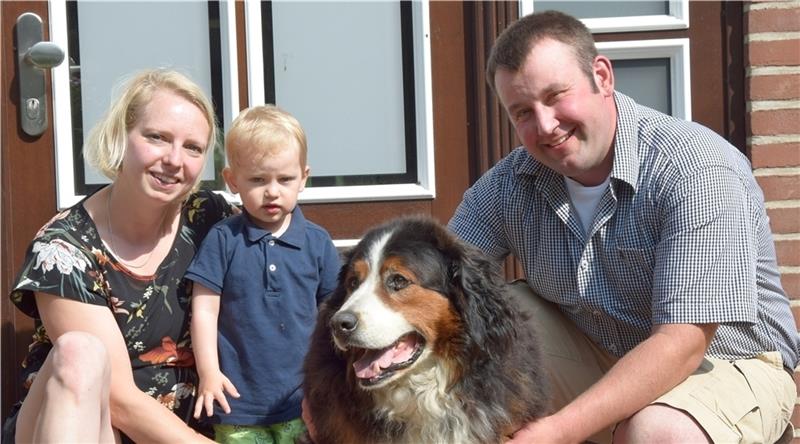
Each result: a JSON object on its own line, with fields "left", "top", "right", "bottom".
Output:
{"left": 261, "top": 1, "right": 417, "bottom": 188}
{"left": 66, "top": 1, "right": 225, "bottom": 195}
{"left": 613, "top": 58, "right": 671, "bottom": 115}
{"left": 533, "top": 1, "right": 668, "bottom": 19}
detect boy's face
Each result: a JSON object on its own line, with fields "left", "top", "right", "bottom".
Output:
{"left": 223, "top": 140, "right": 309, "bottom": 235}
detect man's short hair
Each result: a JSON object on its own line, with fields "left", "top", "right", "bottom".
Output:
{"left": 487, "top": 10, "right": 598, "bottom": 92}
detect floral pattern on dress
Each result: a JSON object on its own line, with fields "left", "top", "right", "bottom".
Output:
{"left": 8, "top": 189, "right": 233, "bottom": 437}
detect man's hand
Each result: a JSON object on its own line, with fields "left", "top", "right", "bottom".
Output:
{"left": 506, "top": 416, "right": 576, "bottom": 444}
{"left": 193, "top": 371, "right": 240, "bottom": 419}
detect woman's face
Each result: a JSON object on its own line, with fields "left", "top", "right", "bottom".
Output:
{"left": 117, "top": 89, "right": 210, "bottom": 204}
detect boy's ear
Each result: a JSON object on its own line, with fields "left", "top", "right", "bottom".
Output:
{"left": 222, "top": 167, "right": 239, "bottom": 194}
{"left": 299, "top": 165, "right": 310, "bottom": 192}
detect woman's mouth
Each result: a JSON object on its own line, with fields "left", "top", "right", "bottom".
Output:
{"left": 151, "top": 172, "right": 179, "bottom": 185}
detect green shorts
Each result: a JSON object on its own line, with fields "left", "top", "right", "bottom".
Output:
{"left": 508, "top": 280, "right": 796, "bottom": 444}
{"left": 213, "top": 418, "right": 307, "bottom": 444}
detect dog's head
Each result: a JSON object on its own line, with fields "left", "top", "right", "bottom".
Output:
{"left": 324, "top": 216, "right": 516, "bottom": 390}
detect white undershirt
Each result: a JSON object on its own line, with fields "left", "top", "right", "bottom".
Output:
{"left": 564, "top": 175, "right": 611, "bottom": 237}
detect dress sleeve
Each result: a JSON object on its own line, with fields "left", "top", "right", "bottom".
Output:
{"left": 9, "top": 208, "right": 107, "bottom": 319}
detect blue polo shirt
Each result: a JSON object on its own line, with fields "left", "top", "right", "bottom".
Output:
{"left": 185, "top": 207, "right": 341, "bottom": 426}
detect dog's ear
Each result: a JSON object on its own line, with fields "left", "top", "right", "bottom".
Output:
{"left": 448, "top": 240, "right": 516, "bottom": 361}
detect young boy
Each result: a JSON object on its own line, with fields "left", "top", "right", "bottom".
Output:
{"left": 185, "top": 105, "right": 341, "bottom": 443}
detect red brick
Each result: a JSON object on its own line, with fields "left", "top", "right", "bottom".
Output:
{"left": 747, "top": 7, "right": 800, "bottom": 34}
{"left": 751, "top": 143, "right": 800, "bottom": 168}
{"left": 749, "top": 109, "right": 800, "bottom": 135}
{"left": 746, "top": 40, "right": 800, "bottom": 66}
{"left": 783, "top": 272, "right": 800, "bottom": 300}
{"left": 757, "top": 175, "right": 800, "bottom": 200}
{"left": 768, "top": 206, "right": 800, "bottom": 234}
{"left": 747, "top": 73, "right": 800, "bottom": 101}
{"left": 776, "top": 239, "right": 800, "bottom": 266}
{"left": 792, "top": 305, "right": 800, "bottom": 330}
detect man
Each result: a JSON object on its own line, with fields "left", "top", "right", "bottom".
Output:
{"left": 449, "top": 10, "right": 799, "bottom": 443}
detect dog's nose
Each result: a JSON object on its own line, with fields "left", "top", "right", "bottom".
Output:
{"left": 331, "top": 311, "right": 359, "bottom": 335}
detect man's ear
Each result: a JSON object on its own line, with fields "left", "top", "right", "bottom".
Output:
{"left": 222, "top": 167, "right": 239, "bottom": 194}
{"left": 593, "top": 55, "right": 615, "bottom": 96}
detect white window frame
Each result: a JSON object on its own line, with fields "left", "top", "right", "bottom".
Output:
{"left": 49, "top": 0, "right": 240, "bottom": 210}
{"left": 243, "top": 0, "right": 435, "bottom": 204}
{"left": 597, "top": 38, "right": 691, "bottom": 121}
{"left": 520, "top": 0, "right": 689, "bottom": 33}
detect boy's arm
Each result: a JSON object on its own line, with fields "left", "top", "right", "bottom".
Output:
{"left": 191, "top": 282, "right": 239, "bottom": 418}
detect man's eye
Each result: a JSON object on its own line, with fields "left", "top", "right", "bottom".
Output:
{"left": 385, "top": 273, "right": 410, "bottom": 292}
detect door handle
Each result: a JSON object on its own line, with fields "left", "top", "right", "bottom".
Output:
{"left": 16, "top": 12, "right": 65, "bottom": 137}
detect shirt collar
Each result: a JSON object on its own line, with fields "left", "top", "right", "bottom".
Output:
{"left": 610, "top": 91, "right": 640, "bottom": 192}
{"left": 242, "top": 207, "right": 307, "bottom": 249}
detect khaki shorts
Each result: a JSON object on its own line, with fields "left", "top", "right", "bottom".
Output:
{"left": 508, "top": 280, "right": 796, "bottom": 444}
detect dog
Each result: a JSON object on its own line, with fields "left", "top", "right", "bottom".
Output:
{"left": 302, "top": 216, "right": 548, "bottom": 444}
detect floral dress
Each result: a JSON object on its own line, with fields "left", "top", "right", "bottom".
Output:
{"left": 6, "top": 188, "right": 233, "bottom": 440}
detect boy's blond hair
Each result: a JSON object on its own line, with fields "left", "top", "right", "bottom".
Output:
{"left": 225, "top": 105, "right": 308, "bottom": 169}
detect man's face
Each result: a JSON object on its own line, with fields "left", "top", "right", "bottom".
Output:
{"left": 494, "top": 38, "right": 617, "bottom": 186}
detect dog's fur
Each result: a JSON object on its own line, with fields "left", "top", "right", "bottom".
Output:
{"left": 303, "top": 216, "right": 548, "bottom": 444}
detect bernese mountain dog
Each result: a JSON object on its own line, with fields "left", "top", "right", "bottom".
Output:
{"left": 302, "top": 216, "right": 548, "bottom": 444}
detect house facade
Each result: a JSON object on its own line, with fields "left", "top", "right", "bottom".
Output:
{"left": 2, "top": 0, "right": 798, "bottom": 432}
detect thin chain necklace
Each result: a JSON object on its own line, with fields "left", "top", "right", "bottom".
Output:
{"left": 105, "top": 186, "right": 169, "bottom": 270}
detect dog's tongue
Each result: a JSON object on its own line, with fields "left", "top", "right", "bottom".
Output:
{"left": 353, "top": 334, "right": 418, "bottom": 379}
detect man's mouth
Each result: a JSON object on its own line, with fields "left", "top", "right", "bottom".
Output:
{"left": 543, "top": 128, "right": 575, "bottom": 148}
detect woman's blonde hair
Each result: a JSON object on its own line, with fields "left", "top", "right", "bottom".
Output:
{"left": 83, "top": 69, "right": 218, "bottom": 181}
{"left": 225, "top": 104, "right": 308, "bottom": 169}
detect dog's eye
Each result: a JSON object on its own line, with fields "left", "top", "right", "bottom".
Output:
{"left": 385, "top": 273, "right": 410, "bottom": 292}
{"left": 347, "top": 277, "right": 360, "bottom": 292}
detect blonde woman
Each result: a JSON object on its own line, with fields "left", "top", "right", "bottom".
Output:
{"left": 5, "top": 69, "right": 235, "bottom": 443}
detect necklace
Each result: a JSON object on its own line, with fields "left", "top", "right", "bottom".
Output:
{"left": 105, "top": 186, "right": 169, "bottom": 270}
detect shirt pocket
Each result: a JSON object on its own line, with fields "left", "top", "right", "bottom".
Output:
{"left": 609, "top": 244, "right": 655, "bottom": 298}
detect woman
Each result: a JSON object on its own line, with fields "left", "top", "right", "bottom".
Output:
{"left": 4, "top": 69, "right": 235, "bottom": 442}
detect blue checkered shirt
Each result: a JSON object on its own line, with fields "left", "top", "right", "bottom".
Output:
{"left": 449, "top": 92, "right": 800, "bottom": 370}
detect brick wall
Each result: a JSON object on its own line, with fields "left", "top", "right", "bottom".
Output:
{"left": 744, "top": 0, "right": 800, "bottom": 438}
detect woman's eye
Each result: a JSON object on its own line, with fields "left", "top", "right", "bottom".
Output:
{"left": 385, "top": 273, "right": 410, "bottom": 292}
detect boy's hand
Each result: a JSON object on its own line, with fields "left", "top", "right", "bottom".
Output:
{"left": 193, "top": 371, "right": 241, "bottom": 419}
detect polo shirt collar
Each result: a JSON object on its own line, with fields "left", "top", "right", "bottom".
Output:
{"left": 242, "top": 207, "right": 308, "bottom": 249}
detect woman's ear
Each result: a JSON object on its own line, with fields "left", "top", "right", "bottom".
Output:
{"left": 593, "top": 55, "right": 615, "bottom": 97}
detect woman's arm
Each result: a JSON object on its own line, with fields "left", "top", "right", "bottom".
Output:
{"left": 35, "top": 292, "right": 215, "bottom": 443}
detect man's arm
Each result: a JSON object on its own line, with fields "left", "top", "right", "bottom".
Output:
{"left": 509, "top": 322, "right": 717, "bottom": 443}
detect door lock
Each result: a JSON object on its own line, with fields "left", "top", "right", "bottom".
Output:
{"left": 16, "top": 12, "right": 65, "bottom": 137}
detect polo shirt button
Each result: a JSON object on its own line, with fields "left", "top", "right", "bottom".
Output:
{"left": 269, "top": 264, "right": 277, "bottom": 272}
{"left": 268, "top": 239, "right": 275, "bottom": 246}
{"left": 280, "top": 323, "right": 285, "bottom": 330}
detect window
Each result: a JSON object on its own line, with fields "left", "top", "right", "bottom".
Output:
{"left": 522, "top": 0, "right": 688, "bottom": 33}
{"left": 50, "top": 0, "right": 239, "bottom": 209}
{"left": 245, "top": 1, "right": 434, "bottom": 203}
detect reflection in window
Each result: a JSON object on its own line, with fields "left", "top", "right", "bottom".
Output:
{"left": 66, "top": 1, "right": 225, "bottom": 195}
{"left": 261, "top": 1, "right": 417, "bottom": 188}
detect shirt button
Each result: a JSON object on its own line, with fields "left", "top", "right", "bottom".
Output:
{"left": 269, "top": 264, "right": 277, "bottom": 272}
{"left": 268, "top": 239, "right": 275, "bottom": 246}
{"left": 581, "top": 260, "right": 589, "bottom": 269}
{"left": 592, "top": 310, "right": 601, "bottom": 317}
{"left": 609, "top": 343, "right": 618, "bottom": 353}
